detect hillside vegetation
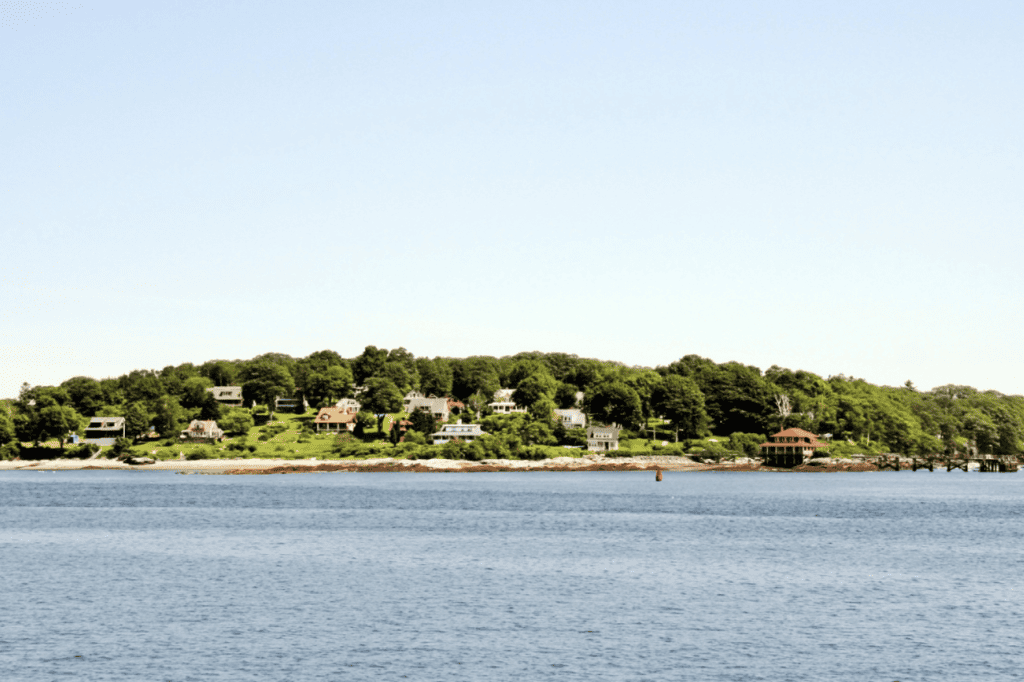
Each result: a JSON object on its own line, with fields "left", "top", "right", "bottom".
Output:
{"left": 2, "top": 347, "right": 1021, "bottom": 461}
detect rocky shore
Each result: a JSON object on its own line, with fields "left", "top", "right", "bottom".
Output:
{"left": 0, "top": 454, "right": 888, "bottom": 474}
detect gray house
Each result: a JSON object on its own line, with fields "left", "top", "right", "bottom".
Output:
{"left": 84, "top": 417, "right": 126, "bottom": 446}
{"left": 207, "top": 386, "right": 243, "bottom": 407}
{"left": 587, "top": 425, "right": 621, "bottom": 452}
{"left": 406, "top": 396, "right": 450, "bottom": 422}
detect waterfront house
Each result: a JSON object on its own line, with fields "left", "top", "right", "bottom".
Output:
{"left": 431, "top": 421, "right": 488, "bottom": 445}
{"left": 84, "top": 417, "right": 125, "bottom": 446}
{"left": 180, "top": 419, "right": 224, "bottom": 443}
{"left": 553, "top": 408, "right": 587, "bottom": 430}
{"left": 758, "top": 428, "right": 829, "bottom": 467}
{"left": 587, "top": 425, "right": 620, "bottom": 452}
{"left": 206, "top": 386, "right": 243, "bottom": 407}
{"left": 314, "top": 406, "right": 358, "bottom": 433}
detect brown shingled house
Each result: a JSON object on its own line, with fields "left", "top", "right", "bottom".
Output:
{"left": 759, "top": 428, "right": 829, "bottom": 467}
{"left": 314, "top": 406, "right": 358, "bottom": 433}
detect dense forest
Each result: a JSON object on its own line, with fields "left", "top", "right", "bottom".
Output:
{"left": 2, "top": 347, "right": 1023, "bottom": 460}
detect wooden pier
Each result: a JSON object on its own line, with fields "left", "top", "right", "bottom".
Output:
{"left": 871, "top": 454, "right": 1019, "bottom": 473}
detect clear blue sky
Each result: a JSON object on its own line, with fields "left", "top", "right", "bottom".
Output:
{"left": 2, "top": 0, "right": 1022, "bottom": 398}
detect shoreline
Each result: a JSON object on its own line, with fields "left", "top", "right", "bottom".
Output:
{"left": 0, "top": 455, "right": 882, "bottom": 474}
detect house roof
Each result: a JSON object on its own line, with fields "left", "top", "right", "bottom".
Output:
{"left": 407, "top": 397, "right": 449, "bottom": 414}
{"left": 588, "top": 425, "right": 620, "bottom": 436}
{"left": 315, "top": 407, "right": 358, "bottom": 424}
{"left": 761, "top": 427, "right": 828, "bottom": 448}
{"left": 770, "top": 427, "right": 822, "bottom": 439}
{"left": 431, "top": 423, "right": 486, "bottom": 437}
{"left": 554, "top": 409, "right": 584, "bottom": 418}
{"left": 208, "top": 386, "right": 242, "bottom": 400}
{"left": 87, "top": 417, "right": 125, "bottom": 430}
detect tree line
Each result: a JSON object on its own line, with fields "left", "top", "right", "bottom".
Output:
{"left": 2, "top": 346, "right": 1022, "bottom": 459}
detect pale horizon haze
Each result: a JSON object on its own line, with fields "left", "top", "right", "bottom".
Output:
{"left": 2, "top": 1, "right": 1022, "bottom": 398}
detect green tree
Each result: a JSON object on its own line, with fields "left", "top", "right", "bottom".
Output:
{"left": 585, "top": 381, "right": 643, "bottom": 430}
{"left": 123, "top": 402, "right": 150, "bottom": 440}
{"left": 198, "top": 392, "right": 223, "bottom": 421}
{"left": 352, "top": 345, "right": 389, "bottom": 384}
{"left": 37, "top": 404, "right": 83, "bottom": 450}
{"left": 554, "top": 383, "right": 580, "bottom": 409}
{"left": 199, "top": 360, "right": 239, "bottom": 387}
{"left": 0, "top": 411, "right": 16, "bottom": 445}
{"left": 60, "top": 376, "right": 104, "bottom": 417}
{"left": 408, "top": 407, "right": 437, "bottom": 436}
{"left": 652, "top": 375, "right": 710, "bottom": 442}
{"left": 304, "top": 365, "right": 354, "bottom": 406}
{"left": 452, "top": 357, "right": 501, "bottom": 401}
{"left": 513, "top": 372, "right": 557, "bottom": 409}
{"left": 180, "top": 376, "right": 215, "bottom": 409}
{"left": 151, "top": 396, "right": 184, "bottom": 438}
{"left": 416, "top": 358, "right": 454, "bottom": 397}
{"left": 359, "top": 378, "right": 404, "bottom": 434}
{"left": 220, "top": 408, "right": 255, "bottom": 436}
{"left": 239, "top": 361, "right": 295, "bottom": 411}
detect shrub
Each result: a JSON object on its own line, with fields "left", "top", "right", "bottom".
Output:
{"left": 108, "top": 437, "right": 133, "bottom": 459}
{"left": 66, "top": 443, "right": 99, "bottom": 460}
{"left": 186, "top": 447, "right": 212, "bottom": 461}
{"left": 1, "top": 442, "right": 21, "bottom": 460}
{"left": 247, "top": 444, "right": 257, "bottom": 453}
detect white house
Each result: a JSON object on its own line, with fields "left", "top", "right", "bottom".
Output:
{"left": 431, "top": 421, "right": 488, "bottom": 445}
{"left": 553, "top": 408, "right": 587, "bottom": 430}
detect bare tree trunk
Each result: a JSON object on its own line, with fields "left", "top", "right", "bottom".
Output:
{"left": 774, "top": 394, "right": 792, "bottom": 429}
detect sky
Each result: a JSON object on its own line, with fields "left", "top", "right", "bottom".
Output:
{"left": 2, "top": 0, "right": 1022, "bottom": 398}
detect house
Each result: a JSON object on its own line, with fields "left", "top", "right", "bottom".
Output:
{"left": 180, "top": 419, "right": 224, "bottom": 443}
{"left": 553, "top": 408, "right": 587, "bottom": 430}
{"left": 84, "top": 417, "right": 125, "bottom": 446}
{"left": 758, "top": 428, "right": 829, "bottom": 467}
{"left": 493, "top": 388, "right": 515, "bottom": 402}
{"left": 206, "top": 386, "right": 244, "bottom": 407}
{"left": 334, "top": 398, "right": 361, "bottom": 412}
{"left": 587, "top": 425, "right": 621, "bottom": 452}
{"left": 488, "top": 400, "right": 527, "bottom": 415}
{"left": 274, "top": 396, "right": 308, "bottom": 413}
{"left": 405, "top": 396, "right": 450, "bottom": 422}
{"left": 402, "top": 391, "right": 425, "bottom": 412}
{"left": 431, "top": 421, "right": 488, "bottom": 445}
{"left": 314, "top": 406, "right": 359, "bottom": 433}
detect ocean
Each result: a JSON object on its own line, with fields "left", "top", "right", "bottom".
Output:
{"left": 1, "top": 469, "right": 1021, "bottom": 681}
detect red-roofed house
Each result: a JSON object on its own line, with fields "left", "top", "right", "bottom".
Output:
{"left": 314, "top": 406, "right": 358, "bottom": 433}
{"left": 759, "top": 428, "right": 829, "bottom": 467}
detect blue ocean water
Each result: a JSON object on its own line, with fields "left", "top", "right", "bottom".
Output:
{"left": 0, "top": 470, "right": 1021, "bottom": 681}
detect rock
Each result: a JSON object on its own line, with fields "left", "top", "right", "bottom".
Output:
{"left": 123, "top": 456, "right": 155, "bottom": 466}
{"left": 806, "top": 457, "right": 832, "bottom": 466}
